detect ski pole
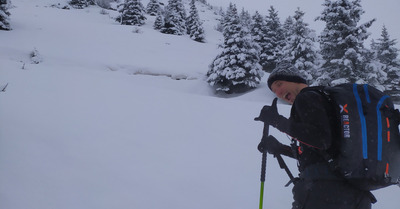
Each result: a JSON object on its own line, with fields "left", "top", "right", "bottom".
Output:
{"left": 259, "top": 123, "right": 269, "bottom": 209}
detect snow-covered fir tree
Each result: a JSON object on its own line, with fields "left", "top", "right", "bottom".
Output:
{"left": 282, "top": 16, "right": 294, "bottom": 38}
{"left": 186, "top": 0, "right": 205, "bottom": 42}
{"left": 239, "top": 8, "right": 252, "bottom": 29}
{"left": 280, "top": 8, "right": 320, "bottom": 84}
{"left": 69, "top": 0, "right": 95, "bottom": 9}
{"left": 261, "top": 6, "right": 285, "bottom": 72}
{"left": 207, "top": 4, "right": 263, "bottom": 94}
{"left": 371, "top": 25, "right": 400, "bottom": 95}
{"left": 362, "top": 54, "right": 387, "bottom": 91}
{"left": 30, "top": 48, "right": 43, "bottom": 64}
{"left": 316, "top": 0, "right": 375, "bottom": 85}
{"left": 250, "top": 11, "right": 265, "bottom": 52}
{"left": 146, "top": 0, "right": 162, "bottom": 16}
{"left": 372, "top": 25, "right": 400, "bottom": 70}
{"left": 117, "top": 0, "right": 147, "bottom": 26}
{"left": 0, "top": 0, "right": 11, "bottom": 30}
{"left": 250, "top": 10, "right": 267, "bottom": 69}
{"left": 161, "top": 0, "right": 186, "bottom": 35}
{"left": 153, "top": 11, "right": 164, "bottom": 30}
{"left": 214, "top": 8, "right": 225, "bottom": 33}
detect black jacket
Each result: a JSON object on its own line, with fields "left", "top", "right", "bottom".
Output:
{"left": 274, "top": 87, "right": 338, "bottom": 171}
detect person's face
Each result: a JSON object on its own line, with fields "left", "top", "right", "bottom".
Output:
{"left": 270, "top": 80, "right": 306, "bottom": 104}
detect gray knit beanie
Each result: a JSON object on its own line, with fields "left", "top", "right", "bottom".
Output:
{"left": 267, "top": 62, "right": 307, "bottom": 90}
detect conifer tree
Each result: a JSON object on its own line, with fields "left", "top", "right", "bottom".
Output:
{"left": 282, "top": 16, "right": 294, "bottom": 38}
{"left": 69, "top": 0, "right": 95, "bottom": 9}
{"left": 161, "top": 0, "right": 186, "bottom": 35}
{"left": 117, "top": 0, "right": 147, "bottom": 26}
{"left": 250, "top": 10, "right": 266, "bottom": 68}
{"left": 207, "top": 4, "right": 263, "bottom": 94}
{"left": 146, "top": 0, "right": 161, "bottom": 16}
{"left": 250, "top": 11, "right": 265, "bottom": 50}
{"left": 214, "top": 7, "right": 225, "bottom": 32}
{"left": 262, "top": 6, "right": 285, "bottom": 72}
{"left": 0, "top": 0, "right": 11, "bottom": 30}
{"left": 371, "top": 25, "right": 400, "bottom": 95}
{"left": 280, "top": 8, "right": 319, "bottom": 84}
{"left": 239, "top": 8, "right": 252, "bottom": 29}
{"left": 186, "top": 0, "right": 205, "bottom": 42}
{"left": 153, "top": 11, "right": 164, "bottom": 30}
{"left": 372, "top": 25, "right": 400, "bottom": 69}
{"left": 316, "top": 0, "right": 375, "bottom": 85}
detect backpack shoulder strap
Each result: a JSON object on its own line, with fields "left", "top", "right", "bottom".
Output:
{"left": 303, "top": 86, "right": 333, "bottom": 103}
{"left": 304, "top": 87, "right": 341, "bottom": 169}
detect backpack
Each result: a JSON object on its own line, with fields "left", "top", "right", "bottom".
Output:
{"left": 314, "top": 83, "right": 400, "bottom": 190}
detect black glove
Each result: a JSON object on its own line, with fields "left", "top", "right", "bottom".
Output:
{"left": 257, "top": 135, "right": 283, "bottom": 154}
{"left": 254, "top": 98, "right": 280, "bottom": 126}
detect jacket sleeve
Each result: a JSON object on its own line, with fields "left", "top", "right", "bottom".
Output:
{"left": 273, "top": 91, "right": 333, "bottom": 150}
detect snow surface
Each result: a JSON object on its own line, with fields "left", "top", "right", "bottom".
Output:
{"left": 0, "top": 0, "right": 399, "bottom": 209}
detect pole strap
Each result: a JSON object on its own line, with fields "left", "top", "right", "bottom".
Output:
{"left": 274, "top": 154, "right": 297, "bottom": 187}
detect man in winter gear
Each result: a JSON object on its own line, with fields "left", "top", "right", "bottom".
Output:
{"left": 255, "top": 62, "right": 375, "bottom": 209}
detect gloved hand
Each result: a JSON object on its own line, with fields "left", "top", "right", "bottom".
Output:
{"left": 257, "top": 135, "right": 283, "bottom": 154}
{"left": 254, "top": 98, "right": 280, "bottom": 126}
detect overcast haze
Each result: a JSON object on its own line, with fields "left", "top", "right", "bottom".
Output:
{"left": 205, "top": 0, "right": 400, "bottom": 47}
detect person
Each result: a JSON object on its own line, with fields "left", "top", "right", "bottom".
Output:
{"left": 255, "top": 62, "right": 375, "bottom": 209}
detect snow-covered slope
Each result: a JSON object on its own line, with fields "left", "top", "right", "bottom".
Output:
{"left": 0, "top": 0, "right": 399, "bottom": 209}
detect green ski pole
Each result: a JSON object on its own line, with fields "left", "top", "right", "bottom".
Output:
{"left": 259, "top": 123, "right": 269, "bottom": 209}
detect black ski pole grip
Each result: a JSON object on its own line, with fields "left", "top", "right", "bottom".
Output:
{"left": 262, "top": 122, "right": 269, "bottom": 137}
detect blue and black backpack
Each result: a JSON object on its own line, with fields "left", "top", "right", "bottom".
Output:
{"left": 314, "top": 83, "right": 400, "bottom": 190}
